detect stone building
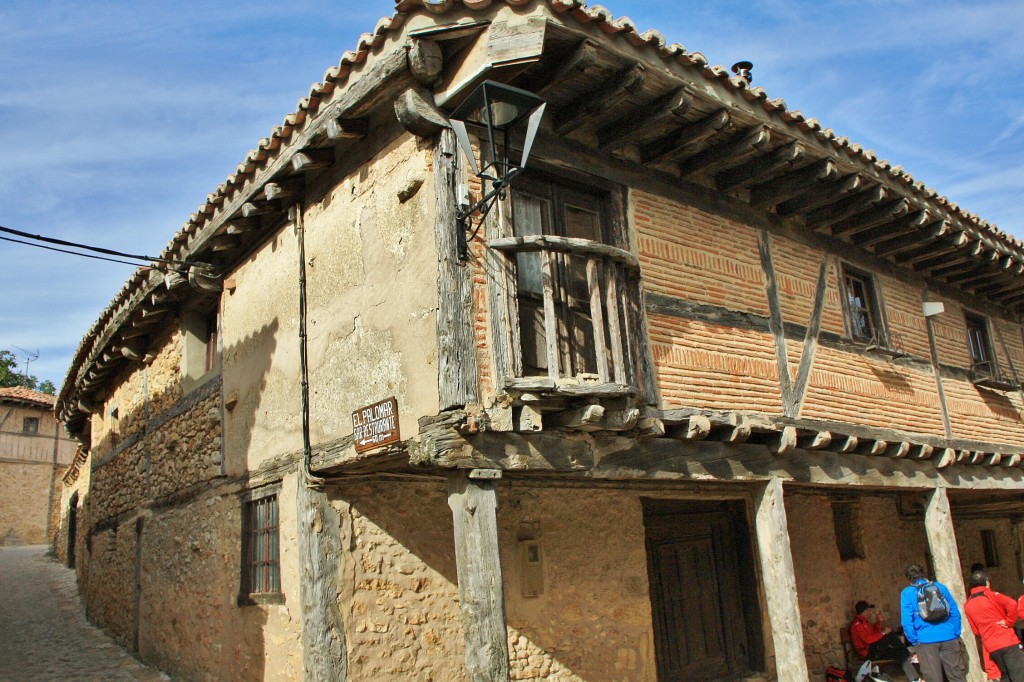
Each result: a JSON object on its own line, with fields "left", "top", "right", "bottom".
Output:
{"left": 1, "top": 386, "right": 77, "bottom": 545}
{"left": 54, "top": 1, "right": 1024, "bottom": 680}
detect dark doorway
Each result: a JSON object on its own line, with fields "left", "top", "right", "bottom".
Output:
{"left": 643, "top": 499, "right": 763, "bottom": 681}
{"left": 66, "top": 493, "right": 78, "bottom": 569}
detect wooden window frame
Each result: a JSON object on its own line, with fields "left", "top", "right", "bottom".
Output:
{"left": 238, "top": 484, "right": 283, "bottom": 605}
{"left": 839, "top": 265, "right": 884, "bottom": 343}
{"left": 965, "top": 312, "right": 993, "bottom": 367}
{"left": 22, "top": 416, "right": 39, "bottom": 434}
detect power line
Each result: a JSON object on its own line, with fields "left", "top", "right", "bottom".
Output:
{"left": 0, "top": 235, "right": 167, "bottom": 270}
{"left": 0, "top": 224, "right": 195, "bottom": 267}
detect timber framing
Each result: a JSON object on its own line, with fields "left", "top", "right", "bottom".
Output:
{"left": 408, "top": 407, "right": 1024, "bottom": 489}
{"left": 58, "top": 0, "right": 1024, "bottom": 449}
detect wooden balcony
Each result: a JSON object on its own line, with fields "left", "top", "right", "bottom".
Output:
{"left": 488, "top": 235, "right": 644, "bottom": 398}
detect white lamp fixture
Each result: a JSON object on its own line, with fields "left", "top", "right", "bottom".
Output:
{"left": 448, "top": 80, "right": 546, "bottom": 261}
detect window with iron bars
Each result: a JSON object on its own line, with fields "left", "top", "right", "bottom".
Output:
{"left": 240, "top": 490, "right": 281, "bottom": 602}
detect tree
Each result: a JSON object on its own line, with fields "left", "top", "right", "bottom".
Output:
{"left": 0, "top": 350, "right": 56, "bottom": 395}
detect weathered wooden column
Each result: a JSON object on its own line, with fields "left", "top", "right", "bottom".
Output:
{"left": 448, "top": 470, "right": 510, "bottom": 682}
{"left": 297, "top": 476, "right": 347, "bottom": 681}
{"left": 924, "top": 487, "right": 983, "bottom": 682}
{"left": 753, "top": 477, "right": 808, "bottom": 681}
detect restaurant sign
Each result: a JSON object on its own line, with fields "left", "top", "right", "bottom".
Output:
{"left": 352, "top": 397, "right": 400, "bottom": 454}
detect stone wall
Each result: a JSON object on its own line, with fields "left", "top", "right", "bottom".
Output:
{"left": 499, "top": 486, "right": 657, "bottom": 681}
{"left": 137, "top": 475, "right": 303, "bottom": 681}
{"left": 0, "top": 460, "right": 56, "bottom": 544}
{"left": 784, "top": 489, "right": 1023, "bottom": 675}
{"left": 333, "top": 480, "right": 467, "bottom": 682}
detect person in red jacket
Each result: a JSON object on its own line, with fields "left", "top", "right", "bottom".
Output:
{"left": 850, "top": 600, "right": 921, "bottom": 681}
{"left": 965, "top": 569, "right": 1024, "bottom": 681}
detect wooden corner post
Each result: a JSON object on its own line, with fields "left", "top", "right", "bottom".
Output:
{"left": 924, "top": 487, "right": 984, "bottom": 682}
{"left": 753, "top": 477, "right": 808, "bottom": 681}
{"left": 297, "top": 477, "right": 347, "bottom": 681}
{"left": 448, "top": 470, "right": 510, "bottom": 682}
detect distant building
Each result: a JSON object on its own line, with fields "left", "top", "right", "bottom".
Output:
{"left": 0, "top": 386, "right": 77, "bottom": 545}
{"left": 54, "top": 1, "right": 1024, "bottom": 679}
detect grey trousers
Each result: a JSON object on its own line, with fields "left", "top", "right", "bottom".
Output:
{"left": 916, "top": 639, "right": 967, "bottom": 682}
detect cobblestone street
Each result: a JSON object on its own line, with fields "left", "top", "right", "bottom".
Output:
{"left": 0, "top": 545, "right": 168, "bottom": 681}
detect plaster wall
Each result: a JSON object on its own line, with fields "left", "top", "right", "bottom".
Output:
{"left": 220, "top": 133, "right": 441, "bottom": 476}
{"left": 0, "top": 460, "right": 56, "bottom": 544}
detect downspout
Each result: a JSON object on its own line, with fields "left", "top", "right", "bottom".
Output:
{"left": 294, "top": 203, "right": 324, "bottom": 488}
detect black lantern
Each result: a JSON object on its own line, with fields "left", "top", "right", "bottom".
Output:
{"left": 448, "top": 80, "right": 545, "bottom": 261}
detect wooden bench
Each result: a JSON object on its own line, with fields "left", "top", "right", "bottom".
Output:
{"left": 840, "top": 626, "right": 897, "bottom": 674}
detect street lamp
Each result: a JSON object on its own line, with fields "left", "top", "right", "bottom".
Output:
{"left": 448, "top": 80, "right": 546, "bottom": 261}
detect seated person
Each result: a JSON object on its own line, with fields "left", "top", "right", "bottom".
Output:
{"left": 850, "top": 599, "right": 922, "bottom": 682}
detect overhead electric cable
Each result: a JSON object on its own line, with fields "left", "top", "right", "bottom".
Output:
{"left": 0, "top": 224, "right": 194, "bottom": 266}
{"left": 0, "top": 235, "right": 171, "bottom": 270}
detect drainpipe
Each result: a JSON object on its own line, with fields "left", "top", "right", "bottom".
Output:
{"left": 293, "top": 203, "right": 323, "bottom": 488}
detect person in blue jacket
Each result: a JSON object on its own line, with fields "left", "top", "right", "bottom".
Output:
{"left": 900, "top": 563, "right": 967, "bottom": 682}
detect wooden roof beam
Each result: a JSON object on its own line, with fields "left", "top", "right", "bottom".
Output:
{"left": 678, "top": 125, "right": 771, "bottom": 178}
{"left": 641, "top": 109, "right": 731, "bottom": 163}
{"left": 534, "top": 40, "right": 598, "bottom": 99}
{"left": 831, "top": 199, "right": 911, "bottom": 238}
{"left": 948, "top": 265, "right": 1013, "bottom": 288}
{"left": 911, "top": 237, "right": 983, "bottom": 272}
{"left": 977, "top": 274, "right": 1024, "bottom": 297}
{"left": 927, "top": 258, "right": 985, "bottom": 280}
{"left": 853, "top": 209, "right": 930, "bottom": 248}
{"left": 291, "top": 148, "right": 335, "bottom": 173}
{"left": 805, "top": 185, "right": 887, "bottom": 231}
{"left": 775, "top": 174, "right": 862, "bottom": 218}
{"left": 325, "top": 117, "right": 368, "bottom": 140}
{"left": 873, "top": 218, "right": 950, "bottom": 258}
{"left": 597, "top": 87, "right": 692, "bottom": 151}
{"left": 715, "top": 140, "right": 805, "bottom": 192}
{"left": 553, "top": 63, "right": 646, "bottom": 136}
{"left": 749, "top": 158, "right": 836, "bottom": 207}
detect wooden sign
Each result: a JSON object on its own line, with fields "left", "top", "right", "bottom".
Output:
{"left": 352, "top": 397, "right": 400, "bottom": 453}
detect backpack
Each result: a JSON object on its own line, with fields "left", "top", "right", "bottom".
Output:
{"left": 917, "top": 581, "right": 950, "bottom": 622}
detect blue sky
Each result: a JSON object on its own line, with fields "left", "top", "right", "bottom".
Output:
{"left": 1, "top": 0, "right": 1022, "bottom": 388}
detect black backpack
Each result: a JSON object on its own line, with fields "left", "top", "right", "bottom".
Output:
{"left": 917, "top": 581, "right": 950, "bottom": 622}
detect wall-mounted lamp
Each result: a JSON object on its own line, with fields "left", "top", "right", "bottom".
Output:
{"left": 448, "top": 80, "right": 546, "bottom": 261}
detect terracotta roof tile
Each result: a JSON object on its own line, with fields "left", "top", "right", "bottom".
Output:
{"left": 0, "top": 386, "right": 56, "bottom": 408}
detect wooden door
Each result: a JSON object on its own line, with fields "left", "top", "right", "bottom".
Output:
{"left": 644, "top": 501, "right": 760, "bottom": 681}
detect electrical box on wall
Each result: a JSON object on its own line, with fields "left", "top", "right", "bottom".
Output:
{"left": 519, "top": 539, "right": 545, "bottom": 597}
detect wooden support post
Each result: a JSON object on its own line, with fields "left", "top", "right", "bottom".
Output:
{"left": 754, "top": 478, "right": 808, "bottom": 681}
{"left": 448, "top": 472, "right": 510, "bottom": 682}
{"left": 297, "top": 477, "right": 347, "bottom": 681}
{"left": 924, "top": 488, "right": 984, "bottom": 682}
{"left": 433, "top": 128, "right": 479, "bottom": 409}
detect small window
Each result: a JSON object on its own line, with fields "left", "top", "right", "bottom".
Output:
{"left": 981, "top": 530, "right": 1000, "bottom": 568}
{"left": 832, "top": 500, "right": 866, "bottom": 561}
{"left": 841, "top": 266, "right": 882, "bottom": 342}
{"left": 965, "top": 313, "right": 992, "bottom": 367}
{"left": 241, "top": 491, "right": 281, "bottom": 601}
{"left": 204, "top": 312, "right": 218, "bottom": 373}
{"left": 182, "top": 304, "right": 220, "bottom": 389}
{"left": 22, "top": 417, "right": 39, "bottom": 434}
